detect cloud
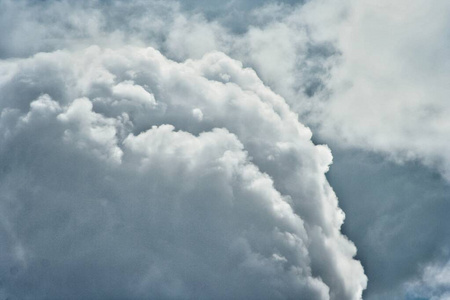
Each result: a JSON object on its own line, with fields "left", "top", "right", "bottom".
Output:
{"left": 294, "top": 2, "right": 450, "bottom": 297}
{"left": 7, "top": 0, "right": 450, "bottom": 298}
{"left": 308, "top": 0, "right": 450, "bottom": 180}
{"left": 0, "top": 46, "right": 366, "bottom": 299}
{"left": 405, "top": 261, "right": 450, "bottom": 300}
{"left": 0, "top": 0, "right": 333, "bottom": 105}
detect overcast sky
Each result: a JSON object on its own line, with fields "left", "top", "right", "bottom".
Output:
{"left": 0, "top": 0, "right": 449, "bottom": 299}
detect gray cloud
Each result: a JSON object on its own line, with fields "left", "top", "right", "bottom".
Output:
{"left": 323, "top": 144, "right": 450, "bottom": 299}
{"left": 4, "top": 0, "right": 450, "bottom": 298}
{"left": 0, "top": 0, "right": 333, "bottom": 105}
{"left": 0, "top": 46, "right": 366, "bottom": 299}
{"left": 405, "top": 261, "right": 450, "bottom": 300}
{"left": 308, "top": 0, "right": 450, "bottom": 180}
{"left": 302, "top": 2, "right": 450, "bottom": 296}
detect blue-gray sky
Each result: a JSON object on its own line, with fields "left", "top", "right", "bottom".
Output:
{"left": 1, "top": 0, "right": 450, "bottom": 299}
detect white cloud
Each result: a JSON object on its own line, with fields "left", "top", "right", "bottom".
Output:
{"left": 57, "top": 97, "right": 124, "bottom": 164}
{"left": 405, "top": 261, "right": 450, "bottom": 300}
{"left": 192, "top": 108, "right": 203, "bottom": 122}
{"left": 308, "top": 0, "right": 450, "bottom": 180}
{"left": 0, "top": 46, "right": 366, "bottom": 299}
{"left": 295, "top": 1, "right": 450, "bottom": 298}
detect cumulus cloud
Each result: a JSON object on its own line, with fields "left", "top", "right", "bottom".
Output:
{"left": 8, "top": 0, "right": 450, "bottom": 298}
{"left": 0, "top": 46, "right": 366, "bottom": 299}
{"left": 0, "top": 0, "right": 333, "bottom": 104}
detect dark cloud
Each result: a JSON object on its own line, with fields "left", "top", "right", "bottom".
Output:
{"left": 324, "top": 145, "right": 450, "bottom": 299}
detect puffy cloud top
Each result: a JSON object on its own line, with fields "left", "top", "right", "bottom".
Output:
{"left": 0, "top": 46, "right": 366, "bottom": 299}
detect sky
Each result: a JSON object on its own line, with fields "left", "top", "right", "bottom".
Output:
{"left": 0, "top": 0, "right": 449, "bottom": 299}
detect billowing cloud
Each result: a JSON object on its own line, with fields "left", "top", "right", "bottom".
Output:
{"left": 0, "top": 0, "right": 332, "bottom": 103}
{"left": 0, "top": 46, "right": 366, "bottom": 299}
{"left": 6, "top": 0, "right": 450, "bottom": 298}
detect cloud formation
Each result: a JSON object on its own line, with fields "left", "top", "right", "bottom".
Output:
{"left": 311, "top": 0, "right": 450, "bottom": 179}
{"left": 298, "top": 3, "right": 450, "bottom": 297}
{"left": 0, "top": 46, "right": 366, "bottom": 299}
{"left": 5, "top": 0, "right": 450, "bottom": 298}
